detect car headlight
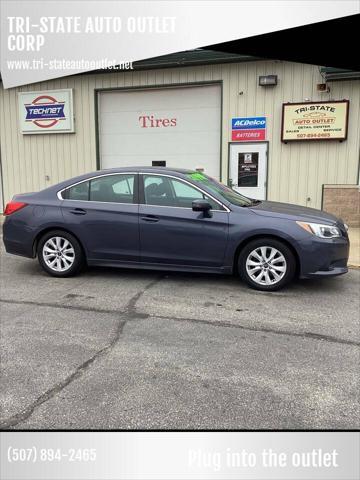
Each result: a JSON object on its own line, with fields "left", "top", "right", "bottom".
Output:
{"left": 296, "top": 221, "right": 341, "bottom": 238}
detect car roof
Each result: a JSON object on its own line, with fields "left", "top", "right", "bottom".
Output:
{"left": 41, "top": 166, "right": 201, "bottom": 194}
{"left": 99, "top": 166, "right": 196, "bottom": 175}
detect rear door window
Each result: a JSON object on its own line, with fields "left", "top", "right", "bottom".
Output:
{"left": 63, "top": 181, "right": 89, "bottom": 201}
{"left": 89, "top": 174, "right": 135, "bottom": 204}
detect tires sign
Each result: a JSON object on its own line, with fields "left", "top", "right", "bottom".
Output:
{"left": 18, "top": 89, "right": 74, "bottom": 134}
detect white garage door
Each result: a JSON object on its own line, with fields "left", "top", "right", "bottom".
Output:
{"left": 98, "top": 84, "right": 221, "bottom": 178}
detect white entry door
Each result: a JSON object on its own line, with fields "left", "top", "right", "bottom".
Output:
{"left": 229, "top": 143, "right": 267, "bottom": 200}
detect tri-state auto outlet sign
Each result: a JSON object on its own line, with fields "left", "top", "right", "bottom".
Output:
{"left": 281, "top": 100, "right": 349, "bottom": 142}
{"left": 18, "top": 89, "right": 74, "bottom": 134}
{"left": 231, "top": 117, "right": 266, "bottom": 141}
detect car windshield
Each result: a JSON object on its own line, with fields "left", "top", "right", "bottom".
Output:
{"left": 185, "top": 172, "right": 254, "bottom": 207}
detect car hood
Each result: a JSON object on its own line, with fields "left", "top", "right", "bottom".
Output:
{"left": 250, "top": 200, "right": 341, "bottom": 224}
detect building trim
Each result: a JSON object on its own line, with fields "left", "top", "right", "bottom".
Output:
{"left": 0, "top": 148, "right": 4, "bottom": 213}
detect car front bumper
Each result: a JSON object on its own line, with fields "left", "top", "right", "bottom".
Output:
{"left": 297, "top": 235, "right": 349, "bottom": 279}
{"left": 304, "top": 266, "right": 348, "bottom": 278}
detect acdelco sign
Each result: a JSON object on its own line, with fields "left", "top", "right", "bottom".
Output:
{"left": 232, "top": 117, "right": 266, "bottom": 130}
{"left": 18, "top": 89, "right": 74, "bottom": 134}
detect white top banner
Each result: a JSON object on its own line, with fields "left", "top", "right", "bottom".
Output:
{"left": 1, "top": 1, "right": 359, "bottom": 88}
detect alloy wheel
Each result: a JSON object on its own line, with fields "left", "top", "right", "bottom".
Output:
{"left": 245, "top": 246, "right": 287, "bottom": 286}
{"left": 42, "top": 236, "right": 75, "bottom": 272}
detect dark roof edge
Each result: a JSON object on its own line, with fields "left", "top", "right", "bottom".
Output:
{"left": 320, "top": 67, "right": 360, "bottom": 82}
{"left": 78, "top": 51, "right": 263, "bottom": 76}
{"left": 133, "top": 54, "right": 261, "bottom": 69}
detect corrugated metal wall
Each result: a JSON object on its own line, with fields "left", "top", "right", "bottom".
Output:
{"left": 1, "top": 60, "right": 359, "bottom": 210}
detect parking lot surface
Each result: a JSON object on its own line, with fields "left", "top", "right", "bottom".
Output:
{"left": 0, "top": 242, "right": 359, "bottom": 430}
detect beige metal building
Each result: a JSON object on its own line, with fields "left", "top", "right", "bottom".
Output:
{"left": 1, "top": 51, "right": 359, "bottom": 224}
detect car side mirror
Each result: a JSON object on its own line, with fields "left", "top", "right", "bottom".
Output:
{"left": 192, "top": 199, "right": 212, "bottom": 217}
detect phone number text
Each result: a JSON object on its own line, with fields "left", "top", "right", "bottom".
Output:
{"left": 7, "top": 447, "right": 96, "bottom": 463}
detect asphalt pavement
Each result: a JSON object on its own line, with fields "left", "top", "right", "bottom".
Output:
{"left": 0, "top": 242, "right": 359, "bottom": 430}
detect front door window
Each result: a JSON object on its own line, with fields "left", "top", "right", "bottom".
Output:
{"left": 143, "top": 175, "right": 219, "bottom": 209}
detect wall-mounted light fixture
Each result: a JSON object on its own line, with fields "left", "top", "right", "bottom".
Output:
{"left": 317, "top": 83, "right": 330, "bottom": 93}
{"left": 259, "top": 75, "right": 278, "bottom": 86}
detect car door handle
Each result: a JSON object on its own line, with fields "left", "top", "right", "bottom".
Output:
{"left": 141, "top": 215, "right": 159, "bottom": 222}
{"left": 69, "top": 208, "right": 87, "bottom": 215}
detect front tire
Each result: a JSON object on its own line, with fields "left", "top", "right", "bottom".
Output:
{"left": 37, "top": 230, "right": 84, "bottom": 277}
{"left": 238, "top": 238, "right": 296, "bottom": 291}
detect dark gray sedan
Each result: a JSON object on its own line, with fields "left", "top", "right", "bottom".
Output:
{"left": 2, "top": 167, "right": 349, "bottom": 291}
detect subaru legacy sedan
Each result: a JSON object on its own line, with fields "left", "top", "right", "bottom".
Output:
{"left": 3, "top": 167, "right": 349, "bottom": 291}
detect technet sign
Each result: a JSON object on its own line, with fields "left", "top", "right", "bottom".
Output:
{"left": 231, "top": 116, "right": 266, "bottom": 141}
{"left": 18, "top": 89, "right": 74, "bottom": 134}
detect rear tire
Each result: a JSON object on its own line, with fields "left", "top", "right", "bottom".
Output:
{"left": 238, "top": 238, "right": 296, "bottom": 291}
{"left": 37, "top": 230, "right": 84, "bottom": 277}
